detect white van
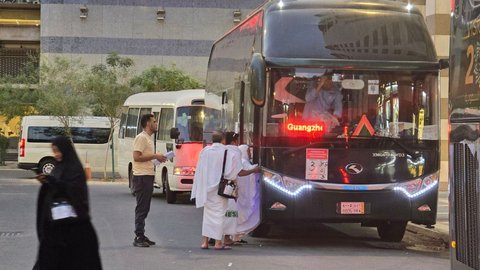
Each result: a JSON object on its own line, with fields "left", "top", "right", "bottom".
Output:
{"left": 18, "top": 115, "right": 112, "bottom": 174}
{"left": 117, "top": 89, "right": 221, "bottom": 204}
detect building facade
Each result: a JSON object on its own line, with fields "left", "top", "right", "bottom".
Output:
{"left": 40, "top": 0, "right": 264, "bottom": 81}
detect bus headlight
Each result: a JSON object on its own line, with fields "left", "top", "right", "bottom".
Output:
{"left": 263, "top": 170, "right": 312, "bottom": 197}
{"left": 173, "top": 166, "right": 196, "bottom": 176}
{"left": 394, "top": 173, "right": 438, "bottom": 198}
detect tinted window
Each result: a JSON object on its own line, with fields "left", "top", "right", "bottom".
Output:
{"left": 137, "top": 108, "right": 152, "bottom": 135}
{"left": 126, "top": 108, "right": 140, "bottom": 138}
{"left": 28, "top": 127, "right": 110, "bottom": 144}
{"left": 264, "top": 9, "right": 436, "bottom": 61}
{"left": 158, "top": 108, "right": 174, "bottom": 141}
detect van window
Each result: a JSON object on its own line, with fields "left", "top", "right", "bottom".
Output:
{"left": 126, "top": 108, "right": 140, "bottom": 138}
{"left": 28, "top": 127, "right": 110, "bottom": 144}
{"left": 137, "top": 108, "right": 152, "bottom": 135}
{"left": 158, "top": 108, "right": 174, "bottom": 141}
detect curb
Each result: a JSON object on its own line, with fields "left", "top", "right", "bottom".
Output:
{"left": 406, "top": 223, "right": 449, "bottom": 245}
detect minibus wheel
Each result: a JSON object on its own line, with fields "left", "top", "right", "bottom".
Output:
{"left": 163, "top": 171, "right": 176, "bottom": 204}
{"left": 39, "top": 158, "right": 55, "bottom": 175}
{"left": 377, "top": 221, "right": 407, "bottom": 242}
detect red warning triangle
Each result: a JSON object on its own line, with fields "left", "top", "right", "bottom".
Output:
{"left": 352, "top": 114, "right": 375, "bottom": 137}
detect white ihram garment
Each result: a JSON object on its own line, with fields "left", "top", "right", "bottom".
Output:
{"left": 191, "top": 143, "right": 242, "bottom": 240}
{"left": 222, "top": 145, "right": 243, "bottom": 236}
{"left": 236, "top": 145, "right": 260, "bottom": 234}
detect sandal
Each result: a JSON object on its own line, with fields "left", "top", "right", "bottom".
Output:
{"left": 214, "top": 245, "right": 232, "bottom": 250}
{"left": 236, "top": 239, "right": 248, "bottom": 244}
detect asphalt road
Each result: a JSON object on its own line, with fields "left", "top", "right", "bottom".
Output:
{"left": 0, "top": 170, "right": 449, "bottom": 270}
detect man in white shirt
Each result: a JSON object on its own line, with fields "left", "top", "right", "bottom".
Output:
{"left": 132, "top": 114, "right": 167, "bottom": 247}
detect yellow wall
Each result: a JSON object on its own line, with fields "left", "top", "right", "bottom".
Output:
{"left": 0, "top": 116, "right": 21, "bottom": 137}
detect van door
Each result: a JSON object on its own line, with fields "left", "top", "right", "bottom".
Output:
{"left": 155, "top": 107, "right": 174, "bottom": 190}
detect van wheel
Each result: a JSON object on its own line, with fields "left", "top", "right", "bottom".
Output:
{"left": 128, "top": 168, "right": 135, "bottom": 196}
{"left": 377, "top": 221, "right": 407, "bottom": 242}
{"left": 163, "top": 173, "right": 176, "bottom": 204}
{"left": 39, "top": 158, "right": 55, "bottom": 175}
{"left": 249, "top": 223, "right": 271, "bottom": 238}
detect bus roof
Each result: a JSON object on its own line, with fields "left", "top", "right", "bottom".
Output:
{"left": 123, "top": 89, "right": 205, "bottom": 107}
{"left": 213, "top": 0, "right": 436, "bottom": 67}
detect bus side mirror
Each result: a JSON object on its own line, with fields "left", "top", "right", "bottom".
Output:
{"left": 170, "top": 127, "right": 180, "bottom": 139}
{"left": 250, "top": 53, "right": 266, "bottom": 107}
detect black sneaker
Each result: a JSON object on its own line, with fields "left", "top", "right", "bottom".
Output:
{"left": 133, "top": 236, "right": 150, "bottom": 247}
{"left": 144, "top": 236, "right": 156, "bottom": 245}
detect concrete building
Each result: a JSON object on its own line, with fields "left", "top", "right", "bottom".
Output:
{"left": 40, "top": 0, "right": 264, "bottom": 81}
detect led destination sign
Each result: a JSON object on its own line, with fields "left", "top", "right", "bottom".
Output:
{"left": 286, "top": 122, "right": 324, "bottom": 133}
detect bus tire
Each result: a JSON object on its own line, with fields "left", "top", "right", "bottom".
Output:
{"left": 128, "top": 166, "right": 135, "bottom": 196}
{"left": 163, "top": 172, "right": 176, "bottom": 204}
{"left": 377, "top": 221, "right": 407, "bottom": 242}
{"left": 39, "top": 158, "right": 55, "bottom": 175}
{"left": 249, "top": 223, "right": 270, "bottom": 238}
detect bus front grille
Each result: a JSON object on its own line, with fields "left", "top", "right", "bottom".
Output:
{"left": 453, "top": 143, "right": 480, "bottom": 270}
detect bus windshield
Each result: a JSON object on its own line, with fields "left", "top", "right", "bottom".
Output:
{"left": 267, "top": 69, "right": 439, "bottom": 141}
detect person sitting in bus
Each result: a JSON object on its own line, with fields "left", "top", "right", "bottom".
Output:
{"left": 302, "top": 72, "right": 343, "bottom": 131}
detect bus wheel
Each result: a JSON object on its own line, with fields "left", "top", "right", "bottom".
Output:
{"left": 163, "top": 173, "right": 177, "bottom": 204}
{"left": 128, "top": 168, "right": 135, "bottom": 196}
{"left": 39, "top": 158, "right": 55, "bottom": 175}
{"left": 377, "top": 221, "right": 407, "bottom": 242}
{"left": 249, "top": 223, "right": 271, "bottom": 238}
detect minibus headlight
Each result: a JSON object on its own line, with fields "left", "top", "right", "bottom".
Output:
{"left": 173, "top": 166, "right": 195, "bottom": 176}
{"left": 263, "top": 170, "right": 312, "bottom": 196}
{"left": 394, "top": 173, "right": 438, "bottom": 198}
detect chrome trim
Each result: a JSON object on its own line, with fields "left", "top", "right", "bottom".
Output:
{"left": 310, "top": 181, "right": 396, "bottom": 191}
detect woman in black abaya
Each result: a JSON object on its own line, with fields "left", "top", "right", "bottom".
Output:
{"left": 33, "top": 136, "right": 102, "bottom": 270}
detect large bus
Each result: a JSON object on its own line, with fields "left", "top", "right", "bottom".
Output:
{"left": 449, "top": 0, "right": 480, "bottom": 269}
{"left": 117, "top": 89, "right": 220, "bottom": 204}
{"left": 205, "top": 0, "right": 445, "bottom": 242}
{"left": 17, "top": 115, "right": 112, "bottom": 174}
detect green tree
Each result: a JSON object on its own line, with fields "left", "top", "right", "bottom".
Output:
{"left": 130, "top": 65, "right": 203, "bottom": 92}
{"left": 84, "top": 52, "right": 136, "bottom": 180}
{"left": 35, "top": 57, "right": 89, "bottom": 136}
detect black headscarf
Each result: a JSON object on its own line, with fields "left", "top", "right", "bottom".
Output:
{"left": 51, "top": 136, "right": 85, "bottom": 180}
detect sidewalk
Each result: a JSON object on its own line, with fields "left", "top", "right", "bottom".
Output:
{"left": 407, "top": 222, "right": 449, "bottom": 245}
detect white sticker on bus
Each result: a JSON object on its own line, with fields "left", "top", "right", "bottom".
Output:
{"left": 306, "top": 149, "right": 328, "bottom": 181}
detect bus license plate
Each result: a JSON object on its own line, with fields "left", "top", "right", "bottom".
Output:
{"left": 339, "top": 202, "right": 365, "bottom": 214}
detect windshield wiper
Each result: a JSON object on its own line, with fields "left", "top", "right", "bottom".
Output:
{"left": 371, "top": 135, "right": 420, "bottom": 159}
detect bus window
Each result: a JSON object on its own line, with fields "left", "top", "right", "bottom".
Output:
{"left": 137, "top": 108, "right": 152, "bottom": 135}
{"left": 158, "top": 108, "right": 174, "bottom": 141}
{"left": 126, "top": 108, "right": 140, "bottom": 138}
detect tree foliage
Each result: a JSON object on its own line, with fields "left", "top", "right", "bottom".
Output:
{"left": 35, "top": 57, "right": 88, "bottom": 135}
{"left": 85, "top": 52, "right": 135, "bottom": 128}
{"left": 130, "top": 65, "right": 203, "bottom": 92}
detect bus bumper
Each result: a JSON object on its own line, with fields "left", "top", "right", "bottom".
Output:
{"left": 168, "top": 174, "right": 194, "bottom": 192}
{"left": 262, "top": 182, "right": 438, "bottom": 226}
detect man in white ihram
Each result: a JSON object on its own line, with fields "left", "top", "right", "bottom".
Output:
{"left": 191, "top": 131, "right": 259, "bottom": 250}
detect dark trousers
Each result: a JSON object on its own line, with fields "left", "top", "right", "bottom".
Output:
{"left": 133, "top": 175, "right": 154, "bottom": 235}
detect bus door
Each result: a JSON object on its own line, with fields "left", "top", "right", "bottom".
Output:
{"left": 223, "top": 80, "right": 245, "bottom": 141}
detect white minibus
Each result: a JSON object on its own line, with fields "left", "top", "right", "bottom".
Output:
{"left": 18, "top": 116, "right": 112, "bottom": 174}
{"left": 117, "top": 89, "right": 220, "bottom": 204}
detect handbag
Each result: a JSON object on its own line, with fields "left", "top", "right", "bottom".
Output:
{"left": 217, "top": 150, "right": 238, "bottom": 199}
